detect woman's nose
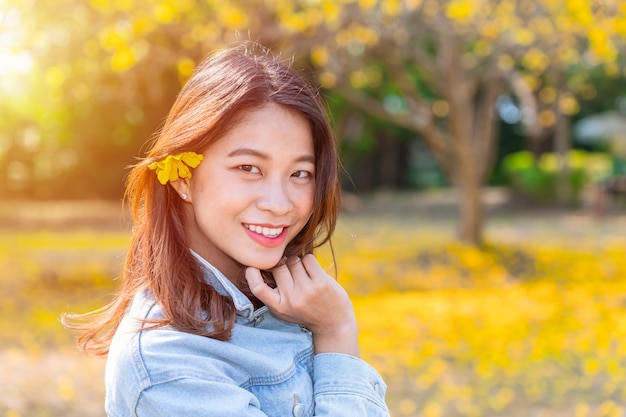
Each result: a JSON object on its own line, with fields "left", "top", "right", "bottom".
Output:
{"left": 256, "top": 179, "right": 292, "bottom": 215}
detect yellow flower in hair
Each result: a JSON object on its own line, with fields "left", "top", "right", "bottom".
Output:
{"left": 148, "top": 151, "right": 204, "bottom": 185}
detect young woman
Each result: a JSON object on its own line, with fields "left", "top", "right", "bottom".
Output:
{"left": 66, "top": 42, "right": 390, "bottom": 417}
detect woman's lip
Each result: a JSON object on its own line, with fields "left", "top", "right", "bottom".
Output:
{"left": 243, "top": 222, "right": 289, "bottom": 228}
{"left": 243, "top": 225, "right": 289, "bottom": 248}
{"left": 242, "top": 223, "right": 288, "bottom": 237}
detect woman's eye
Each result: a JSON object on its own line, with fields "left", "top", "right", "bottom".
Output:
{"left": 239, "top": 165, "right": 261, "bottom": 174}
{"left": 292, "top": 170, "right": 312, "bottom": 179}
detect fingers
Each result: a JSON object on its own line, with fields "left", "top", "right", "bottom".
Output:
{"left": 248, "top": 255, "right": 333, "bottom": 315}
{"left": 272, "top": 255, "right": 312, "bottom": 290}
{"left": 247, "top": 258, "right": 309, "bottom": 311}
{"left": 245, "top": 267, "right": 280, "bottom": 306}
{"left": 301, "top": 254, "right": 327, "bottom": 281}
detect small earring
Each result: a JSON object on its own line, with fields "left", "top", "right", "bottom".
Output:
{"left": 181, "top": 193, "right": 187, "bottom": 200}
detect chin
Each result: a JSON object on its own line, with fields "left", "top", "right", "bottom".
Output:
{"left": 247, "top": 255, "right": 284, "bottom": 271}
{"left": 255, "top": 261, "right": 282, "bottom": 272}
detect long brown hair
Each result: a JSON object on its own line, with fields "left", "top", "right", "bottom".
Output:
{"left": 64, "top": 42, "right": 341, "bottom": 356}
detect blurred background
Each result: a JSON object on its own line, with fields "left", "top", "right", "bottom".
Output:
{"left": 2, "top": 0, "right": 626, "bottom": 416}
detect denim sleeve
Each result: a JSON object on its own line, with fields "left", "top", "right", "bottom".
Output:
{"left": 313, "top": 353, "right": 390, "bottom": 417}
{"left": 134, "top": 378, "right": 268, "bottom": 417}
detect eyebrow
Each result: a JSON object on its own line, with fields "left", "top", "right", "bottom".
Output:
{"left": 227, "top": 148, "right": 315, "bottom": 164}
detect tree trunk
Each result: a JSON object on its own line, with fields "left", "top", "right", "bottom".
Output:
{"left": 453, "top": 164, "right": 483, "bottom": 246}
{"left": 440, "top": 31, "right": 481, "bottom": 246}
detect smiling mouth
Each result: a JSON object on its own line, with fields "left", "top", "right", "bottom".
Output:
{"left": 243, "top": 224, "right": 285, "bottom": 238}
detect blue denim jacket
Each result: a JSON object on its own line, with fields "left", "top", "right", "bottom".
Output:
{"left": 105, "top": 251, "right": 390, "bottom": 416}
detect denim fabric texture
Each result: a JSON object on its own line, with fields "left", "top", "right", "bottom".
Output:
{"left": 105, "top": 251, "right": 390, "bottom": 417}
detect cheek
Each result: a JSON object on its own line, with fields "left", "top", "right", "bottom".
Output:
{"left": 191, "top": 170, "right": 237, "bottom": 205}
{"left": 300, "top": 182, "right": 315, "bottom": 207}
{"left": 298, "top": 186, "right": 316, "bottom": 221}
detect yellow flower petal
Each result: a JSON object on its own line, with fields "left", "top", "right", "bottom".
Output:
{"left": 176, "top": 160, "right": 192, "bottom": 179}
{"left": 167, "top": 162, "right": 179, "bottom": 182}
{"left": 148, "top": 151, "right": 204, "bottom": 185}
{"left": 181, "top": 152, "right": 204, "bottom": 168}
{"left": 159, "top": 163, "right": 172, "bottom": 185}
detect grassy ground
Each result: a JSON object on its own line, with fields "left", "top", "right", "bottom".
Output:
{"left": 2, "top": 190, "right": 626, "bottom": 417}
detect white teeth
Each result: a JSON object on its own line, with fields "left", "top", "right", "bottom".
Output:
{"left": 245, "top": 224, "right": 283, "bottom": 238}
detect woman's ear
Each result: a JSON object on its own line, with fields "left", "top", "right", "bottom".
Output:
{"left": 169, "top": 178, "right": 192, "bottom": 203}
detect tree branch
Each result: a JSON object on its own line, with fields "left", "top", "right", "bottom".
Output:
{"left": 336, "top": 85, "right": 451, "bottom": 174}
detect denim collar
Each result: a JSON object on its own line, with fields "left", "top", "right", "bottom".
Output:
{"left": 190, "top": 249, "right": 256, "bottom": 319}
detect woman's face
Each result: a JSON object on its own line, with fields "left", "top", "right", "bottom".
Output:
{"left": 180, "top": 103, "right": 316, "bottom": 282}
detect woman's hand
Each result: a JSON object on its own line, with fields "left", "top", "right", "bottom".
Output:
{"left": 245, "top": 254, "right": 359, "bottom": 357}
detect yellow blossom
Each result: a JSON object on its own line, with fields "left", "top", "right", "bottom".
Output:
{"left": 148, "top": 151, "right": 204, "bottom": 185}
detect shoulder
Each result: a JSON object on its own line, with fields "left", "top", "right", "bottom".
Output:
{"left": 105, "top": 290, "right": 319, "bottom": 415}
{"left": 107, "top": 290, "right": 244, "bottom": 386}
{"left": 105, "top": 291, "right": 249, "bottom": 413}
{"left": 107, "top": 291, "right": 314, "bottom": 388}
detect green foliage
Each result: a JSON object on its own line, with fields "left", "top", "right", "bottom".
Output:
{"left": 502, "top": 150, "right": 611, "bottom": 204}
